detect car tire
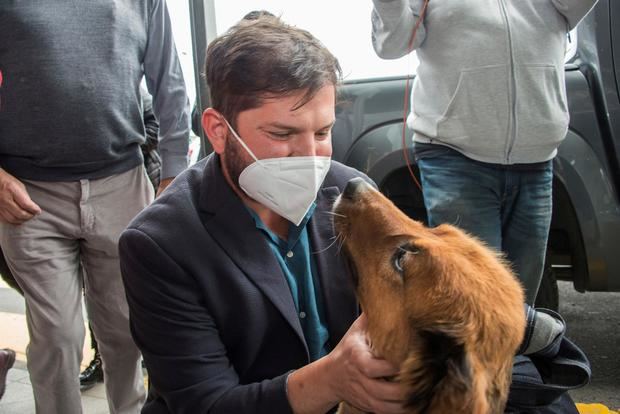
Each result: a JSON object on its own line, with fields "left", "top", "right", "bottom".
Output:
{"left": 534, "top": 260, "right": 559, "bottom": 311}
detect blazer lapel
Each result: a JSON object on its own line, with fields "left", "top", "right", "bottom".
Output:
{"left": 309, "top": 186, "right": 359, "bottom": 349}
{"left": 198, "top": 156, "right": 307, "bottom": 353}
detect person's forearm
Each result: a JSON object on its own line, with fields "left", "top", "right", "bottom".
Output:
{"left": 287, "top": 356, "right": 340, "bottom": 414}
{"left": 143, "top": 0, "right": 190, "bottom": 179}
{"left": 371, "top": 0, "right": 427, "bottom": 59}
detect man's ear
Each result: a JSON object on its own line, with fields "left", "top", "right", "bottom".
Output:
{"left": 202, "top": 108, "right": 228, "bottom": 154}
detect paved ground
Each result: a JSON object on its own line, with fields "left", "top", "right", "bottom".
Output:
{"left": 1, "top": 279, "right": 618, "bottom": 412}
{"left": 0, "top": 359, "right": 110, "bottom": 414}
{"left": 560, "top": 281, "right": 620, "bottom": 409}
{"left": 0, "top": 279, "right": 110, "bottom": 413}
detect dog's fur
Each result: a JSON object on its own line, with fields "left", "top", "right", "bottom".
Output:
{"left": 333, "top": 178, "right": 525, "bottom": 414}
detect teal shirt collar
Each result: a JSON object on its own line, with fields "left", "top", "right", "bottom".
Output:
{"left": 247, "top": 203, "right": 329, "bottom": 361}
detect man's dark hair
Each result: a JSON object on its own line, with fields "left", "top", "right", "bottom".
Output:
{"left": 242, "top": 10, "right": 275, "bottom": 21}
{"left": 205, "top": 15, "right": 342, "bottom": 127}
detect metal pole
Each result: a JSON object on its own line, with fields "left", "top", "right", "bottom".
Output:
{"left": 188, "top": 0, "right": 218, "bottom": 158}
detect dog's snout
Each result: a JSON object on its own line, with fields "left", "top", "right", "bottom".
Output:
{"left": 342, "top": 177, "right": 369, "bottom": 199}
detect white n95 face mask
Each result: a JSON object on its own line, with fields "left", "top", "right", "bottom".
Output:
{"left": 223, "top": 118, "right": 331, "bottom": 226}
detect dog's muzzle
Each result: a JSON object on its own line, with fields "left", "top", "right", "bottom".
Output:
{"left": 342, "top": 177, "right": 371, "bottom": 200}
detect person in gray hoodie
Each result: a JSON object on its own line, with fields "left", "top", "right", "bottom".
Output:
{"left": 371, "top": 0, "right": 598, "bottom": 305}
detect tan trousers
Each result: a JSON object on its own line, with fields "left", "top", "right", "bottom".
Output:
{"left": 0, "top": 166, "right": 152, "bottom": 414}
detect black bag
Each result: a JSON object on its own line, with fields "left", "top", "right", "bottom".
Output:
{"left": 506, "top": 308, "right": 591, "bottom": 413}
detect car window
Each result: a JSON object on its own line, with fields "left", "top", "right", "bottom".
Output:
{"left": 167, "top": 2, "right": 202, "bottom": 164}
{"left": 211, "top": 1, "right": 417, "bottom": 81}
{"left": 167, "top": 2, "right": 197, "bottom": 105}
{"left": 179, "top": 3, "right": 577, "bottom": 89}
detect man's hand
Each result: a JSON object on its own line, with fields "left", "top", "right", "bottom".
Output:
{"left": 156, "top": 177, "right": 174, "bottom": 197}
{"left": 287, "top": 314, "right": 407, "bottom": 414}
{"left": 0, "top": 168, "right": 41, "bottom": 225}
{"left": 324, "top": 314, "right": 407, "bottom": 413}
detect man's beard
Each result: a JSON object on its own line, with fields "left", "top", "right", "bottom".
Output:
{"left": 222, "top": 134, "right": 252, "bottom": 195}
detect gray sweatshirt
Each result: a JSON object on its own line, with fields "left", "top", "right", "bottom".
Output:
{"left": 0, "top": 0, "right": 189, "bottom": 181}
{"left": 372, "top": 0, "right": 598, "bottom": 164}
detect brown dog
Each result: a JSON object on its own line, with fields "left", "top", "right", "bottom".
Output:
{"left": 333, "top": 177, "right": 526, "bottom": 414}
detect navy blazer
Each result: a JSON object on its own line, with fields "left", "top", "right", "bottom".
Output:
{"left": 119, "top": 154, "right": 367, "bottom": 413}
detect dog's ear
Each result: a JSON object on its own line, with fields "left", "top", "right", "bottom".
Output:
{"left": 400, "top": 326, "right": 474, "bottom": 413}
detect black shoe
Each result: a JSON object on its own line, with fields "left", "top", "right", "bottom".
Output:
{"left": 0, "top": 348, "right": 16, "bottom": 400}
{"left": 79, "top": 354, "right": 103, "bottom": 391}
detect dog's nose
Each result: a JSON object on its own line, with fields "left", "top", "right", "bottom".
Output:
{"left": 343, "top": 177, "right": 369, "bottom": 199}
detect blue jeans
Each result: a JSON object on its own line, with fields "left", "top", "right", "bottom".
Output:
{"left": 416, "top": 147, "right": 553, "bottom": 305}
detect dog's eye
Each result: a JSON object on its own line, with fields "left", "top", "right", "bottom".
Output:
{"left": 393, "top": 244, "right": 420, "bottom": 274}
{"left": 393, "top": 249, "right": 407, "bottom": 273}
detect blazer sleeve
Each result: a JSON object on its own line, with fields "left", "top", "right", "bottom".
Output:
{"left": 119, "top": 228, "right": 293, "bottom": 414}
{"left": 371, "top": 0, "right": 427, "bottom": 59}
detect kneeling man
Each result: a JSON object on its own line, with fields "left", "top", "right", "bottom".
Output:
{"left": 119, "top": 15, "right": 406, "bottom": 414}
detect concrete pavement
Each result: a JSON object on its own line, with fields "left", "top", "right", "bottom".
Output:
{"left": 0, "top": 359, "right": 110, "bottom": 414}
{"left": 0, "top": 279, "right": 138, "bottom": 414}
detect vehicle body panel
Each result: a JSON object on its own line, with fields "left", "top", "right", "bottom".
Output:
{"left": 333, "top": 1, "right": 620, "bottom": 292}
